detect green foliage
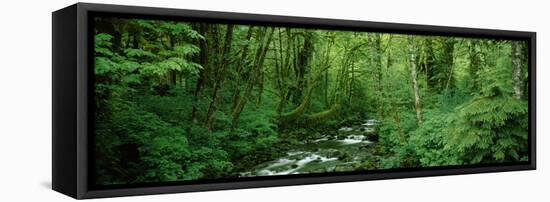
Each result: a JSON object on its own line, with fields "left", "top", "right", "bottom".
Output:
{"left": 378, "top": 110, "right": 420, "bottom": 168}
{"left": 95, "top": 98, "right": 194, "bottom": 183}
{"left": 93, "top": 16, "right": 530, "bottom": 185}
{"left": 446, "top": 95, "right": 528, "bottom": 163}
{"left": 408, "top": 110, "right": 462, "bottom": 166}
{"left": 95, "top": 33, "right": 114, "bottom": 56}
{"left": 224, "top": 99, "right": 280, "bottom": 170}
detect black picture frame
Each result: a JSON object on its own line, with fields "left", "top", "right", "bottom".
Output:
{"left": 52, "top": 2, "right": 536, "bottom": 199}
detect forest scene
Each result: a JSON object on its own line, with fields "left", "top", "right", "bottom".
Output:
{"left": 93, "top": 16, "right": 529, "bottom": 185}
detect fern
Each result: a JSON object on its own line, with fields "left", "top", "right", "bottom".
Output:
{"left": 447, "top": 95, "right": 528, "bottom": 164}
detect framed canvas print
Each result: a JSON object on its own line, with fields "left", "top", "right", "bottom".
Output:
{"left": 52, "top": 3, "right": 536, "bottom": 199}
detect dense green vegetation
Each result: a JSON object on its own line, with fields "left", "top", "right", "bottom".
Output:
{"left": 93, "top": 16, "right": 529, "bottom": 185}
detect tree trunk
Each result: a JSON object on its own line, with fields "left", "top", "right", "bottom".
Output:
{"left": 304, "top": 103, "right": 341, "bottom": 125}
{"left": 230, "top": 27, "right": 254, "bottom": 112}
{"left": 257, "top": 69, "right": 264, "bottom": 106}
{"left": 468, "top": 40, "right": 481, "bottom": 92}
{"left": 291, "top": 32, "right": 314, "bottom": 105}
{"left": 381, "top": 46, "right": 392, "bottom": 119}
{"left": 205, "top": 25, "right": 234, "bottom": 129}
{"left": 408, "top": 36, "right": 423, "bottom": 126}
{"left": 335, "top": 48, "right": 352, "bottom": 103}
{"left": 231, "top": 28, "right": 275, "bottom": 128}
{"left": 279, "top": 86, "right": 314, "bottom": 124}
{"left": 443, "top": 38, "right": 455, "bottom": 90}
{"left": 424, "top": 38, "right": 435, "bottom": 91}
{"left": 190, "top": 24, "right": 209, "bottom": 123}
{"left": 349, "top": 62, "right": 354, "bottom": 102}
{"left": 276, "top": 28, "right": 294, "bottom": 114}
{"left": 95, "top": 17, "right": 122, "bottom": 54}
{"left": 324, "top": 68, "right": 329, "bottom": 107}
{"left": 372, "top": 34, "right": 383, "bottom": 116}
{"left": 512, "top": 41, "right": 525, "bottom": 100}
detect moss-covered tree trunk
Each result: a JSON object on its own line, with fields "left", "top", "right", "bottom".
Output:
{"left": 371, "top": 33, "right": 384, "bottom": 116}
{"left": 443, "top": 38, "right": 456, "bottom": 90}
{"left": 290, "top": 32, "right": 314, "bottom": 105}
{"left": 275, "top": 28, "right": 294, "bottom": 114}
{"left": 230, "top": 27, "right": 254, "bottom": 112}
{"left": 231, "top": 27, "right": 275, "bottom": 129}
{"left": 512, "top": 41, "right": 525, "bottom": 100}
{"left": 190, "top": 24, "right": 210, "bottom": 123}
{"left": 205, "top": 25, "right": 234, "bottom": 129}
{"left": 408, "top": 36, "right": 423, "bottom": 126}
{"left": 424, "top": 38, "right": 435, "bottom": 92}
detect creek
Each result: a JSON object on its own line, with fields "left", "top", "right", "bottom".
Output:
{"left": 241, "top": 119, "right": 380, "bottom": 176}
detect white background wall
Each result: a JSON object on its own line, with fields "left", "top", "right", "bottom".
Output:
{"left": 0, "top": 0, "right": 547, "bottom": 201}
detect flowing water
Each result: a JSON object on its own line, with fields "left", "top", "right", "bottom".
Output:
{"left": 241, "top": 119, "right": 380, "bottom": 177}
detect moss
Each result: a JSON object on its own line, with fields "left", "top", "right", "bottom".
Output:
{"left": 305, "top": 103, "right": 341, "bottom": 125}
